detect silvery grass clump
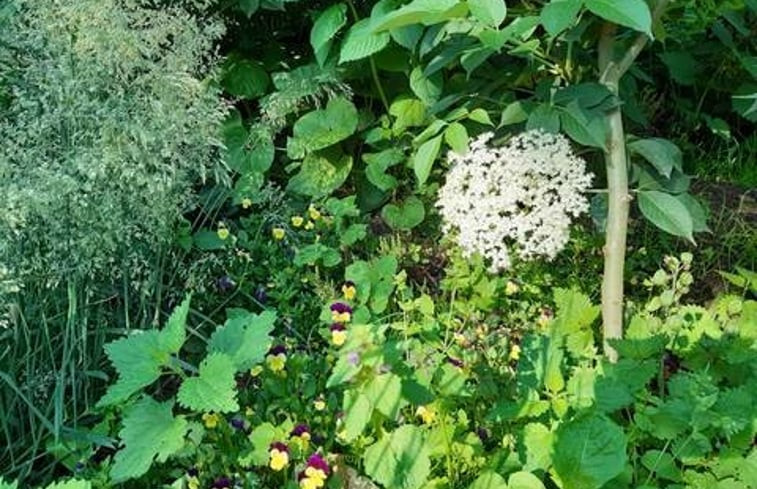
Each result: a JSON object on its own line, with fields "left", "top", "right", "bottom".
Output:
{"left": 437, "top": 131, "right": 593, "bottom": 272}
{"left": 0, "top": 0, "right": 228, "bottom": 288}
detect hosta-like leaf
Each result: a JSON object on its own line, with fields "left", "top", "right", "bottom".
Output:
{"left": 208, "top": 310, "right": 275, "bottom": 370}
{"left": 110, "top": 398, "right": 188, "bottom": 482}
{"left": 310, "top": 3, "right": 347, "bottom": 65}
{"left": 552, "top": 414, "right": 627, "bottom": 489}
{"left": 286, "top": 148, "right": 353, "bottom": 198}
{"left": 584, "top": 0, "right": 652, "bottom": 37}
{"left": 382, "top": 196, "right": 426, "bottom": 230}
{"left": 339, "top": 18, "right": 390, "bottom": 64}
{"left": 287, "top": 97, "right": 358, "bottom": 158}
{"left": 177, "top": 353, "right": 239, "bottom": 413}
{"left": 363, "top": 425, "right": 430, "bottom": 489}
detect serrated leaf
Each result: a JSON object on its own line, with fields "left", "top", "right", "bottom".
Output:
{"left": 343, "top": 391, "right": 373, "bottom": 442}
{"left": 444, "top": 122, "right": 469, "bottom": 154}
{"left": 638, "top": 190, "right": 694, "bottom": 242}
{"left": 364, "top": 425, "right": 430, "bottom": 489}
{"left": 110, "top": 398, "right": 188, "bottom": 482}
{"left": 161, "top": 294, "right": 190, "bottom": 353}
{"left": 339, "top": 18, "right": 391, "bottom": 63}
{"left": 540, "top": 0, "right": 582, "bottom": 36}
{"left": 584, "top": 0, "right": 652, "bottom": 37}
{"left": 287, "top": 97, "right": 358, "bottom": 158}
{"left": 468, "top": 0, "right": 506, "bottom": 27}
{"left": 208, "top": 310, "right": 275, "bottom": 370}
{"left": 311, "top": 3, "right": 348, "bottom": 65}
{"left": 552, "top": 414, "right": 627, "bottom": 489}
{"left": 523, "top": 423, "right": 553, "bottom": 471}
{"left": 628, "top": 138, "right": 683, "bottom": 178}
{"left": 286, "top": 148, "right": 353, "bottom": 198}
{"left": 412, "top": 135, "right": 443, "bottom": 186}
{"left": 177, "top": 353, "right": 239, "bottom": 413}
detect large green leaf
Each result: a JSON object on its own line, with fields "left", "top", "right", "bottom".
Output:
{"left": 381, "top": 196, "right": 426, "bottom": 230}
{"left": 222, "top": 55, "right": 269, "bottom": 99}
{"left": 540, "top": 0, "right": 582, "bottom": 36}
{"left": 97, "top": 298, "right": 190, "bottom": 407}
{"left": 342, "top": 391, "right": 373, "bottom": 442}
{"left": 208, "top": 310, "right": 276, "bottom": 370}
{"left": 223, "top": 114, "right": 275, "bottom": 174}
{"left": 177, "top": 353, "right": 239, "bottom": 413}
{"left": 468, "top": 0, "right": 506, "bottom": 27}
{"left": 110, "top": 398, "right": 188, "bottom": 482}
{"left": 364, "top": 373, "right": 403, "bottom": 418}
{"left": 523, "top": 423, "right": 554, "bottom": 471}
{"left": 44, "top": 482, "right": 91, "bottom": 489}
{"left": 659, "top": 51, "right": 700, "bottom": 86}
{"left": 584, "top": 0, "right": 652, "bottom": 36}
{"left": 287, "top": 97, "right": 358, "bottom": 158}
{"left": 637, "top": 190, "right": 694, "bottom": 242}
{"left": 412, "top": 134, "right": 443, "bottom": 186}
{"left": 444, "top": 122, "right": 469, "bottom": 154}
{"left": 628, "top": 138, "right": 683, "bottom": 178}
{"left": 552, "top": 414, "right": 627, "bottom": 489}
{"left": 410, "top": 66, "right": 443, "bottom": 105}
{"left": 372, "top": 0, "right": 465, "bottom": 31}
{"left": 559, "top": 102, "right": 606, "bottom": 149}
{"left": 363, "top": 425, "right": 431, "bottom": 489}
{"left": 286, "top": 148, "right": 353, "bottom": 198}
{"left": 311, "top": 3, "right": 348, "bottom": 65}
{"left": 675, "top": 193, "right": 709, "bottom": 233}
{"left": 339, "top": 18, "right": 391, "bottom": 63}
{"left": 508, "top": 472, "right": 546, "bottom": 489}
{"left": 390, "top": 97, "right": 427, "bottom": 132}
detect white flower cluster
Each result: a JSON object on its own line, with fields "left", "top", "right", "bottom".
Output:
{"left": 437, "top": 131, "right": 593, "bottom": 271}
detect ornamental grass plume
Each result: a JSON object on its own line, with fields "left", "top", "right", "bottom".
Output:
{"left": 436, "top": 131, "right": 593, "bottom": 271}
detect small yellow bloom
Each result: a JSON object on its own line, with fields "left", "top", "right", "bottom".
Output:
{"left": 331, "top": 311, "right": 351, "bottom": 323}
{"left": 331, "top": 329, "right": 347, "bottom": 346}
{"left": 314, "top": 399, "right": 326, "bottom": 411}
{"left": 269, "top": 448, "right": 289, "bottom": 471}
{"left": 453, "top": 332, "right": 467, "bottom": 346}
{"left": 272, "top": 227, "right": 286, "bottom": 240}
{"left": 291, "top": 215, "right": 304, "bottom": 227}
{"left": 187, "top": 476, "right": 200, "bottom": 489}
{"left": 267, "top": 353, "right": 287, "bottom": 373}
{"left": 416, "top": 405, "right": 436, "bottom": 425}
{"left": 342, "top": 284, "right": 356, "bottom": 301}
{"left": 250, "top": 365, "right": 264, "bottom": 377}
{"left": 300, "top": 476, "right": 325, "bottom": 489}
{"left": 202, "top": 412, "right": 220, "bottom": 429}
{"left": 509, "top": 344, "right": 521, "bottom": 361}
{"left": 241, "top": 198, "right": 253, "bottom": 209}
{"left": 505, "top": 280, "right": 520, "bottom": 296}
{"left": 245, "top": 406, "right": 254, "bottom": 416}
{"left": 217, "top": 227, "right": 230, "bottom": 240}
{"left": 304, "top": 220, "right": 315, "bottom": 230}
{"left": 308, "top": 205, "right": 321, "bottom": 220}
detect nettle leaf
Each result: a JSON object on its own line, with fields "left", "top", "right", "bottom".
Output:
{"left": 110, "top": 398, "right": 188, "bottom": 482}
{"left": 469, "top": 472, "right": 508, "bottom": 489}
{"left": 363, "top": 425, "right": 431, "bottom": 489}
{"left": 365, "top": 373, "right": 403, "bottom": 419}
{"left": 286, "top": 147, "right": 353, "bottom": 198}
{"left": 311, "top": 3, "right": 348, "bottom": 66}
{"left": 628, "top": 138, "right": 683, "bottom": 178}
{"left": 412, "top": 134, "right": 443, "bottom": 186}
{"left": 540, "top": 0, "right": 582, "bottom": 36}
{"left": 364, "top": 148, "right": 404, "bottom": 191}
{"left": 523, "top": 423, "right": 554, "bottom": 472}
{"left": 552, "top": 414, "right": 627, "bottom": 489}
{"left": 287, "top": 97, "right": 358, "bottom": 158}
{"left": 382, "top": 196, "right": 426, "bottom": 230}
{"left": 638, "top": 190, "right": 694, "bottom": 242}
{"left": 222, "top": 54, "right": 269, "bottom": 99}
{"left": 342, "top": 391, "right": 373, "bottom": 442}
{"left": 177, "top": 353, "right": 239, "bottom": 413}
{"left": 584, "top": 0, "right": 652, "bottom": 37}
{"left": 208, "top": 310, "right": 275, "bottom": 370}
{"left": 373, "top": 0, "right": 464, "bottom": 31}
{"left": 468, "top": 0, "right": 506, "bottom": 27}
{"left": 98, "top": 296, "right": 191, "bottom": 407}
{"left": 339, "top": 18, "right": 390, "bottom": 63}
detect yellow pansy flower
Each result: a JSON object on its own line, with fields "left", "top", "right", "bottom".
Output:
{"left": 304, "top": 220, "right": 315, "bottom": 230}
{"left": 241, "top": 198, "right": 253, "bottom": 209}
{"left": 416, "top": 405, "right": 436, "bottom": 425}
{"left": 272, "top": 227, "right": 286, "bottom": 240}
{"left": 269, "top": 444, "right": 289, "bottom": 471}
{"left": 313, "top": 399, "right": 326, "bottom": 411}
{"left": 341, "top": 282, "right": 356, "bottom": 300}
{"left": 291, "top": 215, "right": 304, "bottom": 227}
{"left": 250, "top": 365, "right": 263, "bottom": 377}
{"left": 308, "top": 205, "right": 321, "bottom": 220}
{"left": 202, "top": 412, "right": 220, "bottom": 429}
{"left": 509, "top": 344, "right": 521, "bottom": 361}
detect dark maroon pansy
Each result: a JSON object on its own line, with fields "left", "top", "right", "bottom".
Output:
{"left": 269, "top": 441, "right": 289, "bottom": 453}
{"left": 447, "top": 356, "right": 464, "bottom": 368}
{"left": 291, "top": 424, "right": 310, "bottom": 437}
{"left": 306, "top": 453, "right": 330, "bottom": 475}
{"left": 212, "top": 476, "right": 231, "bottom": 488}
{"left": 330, "top": 302, "right": 353, "bottom": 314}
{"left": 330, "top": 323, "right": 346, "bottom": 332}
{"left": 268, "top": 344, "right": 287, "bottom": 356}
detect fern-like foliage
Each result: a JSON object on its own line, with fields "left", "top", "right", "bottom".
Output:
{"left": 0, "top": 0, "right": 228, "bottom": 285}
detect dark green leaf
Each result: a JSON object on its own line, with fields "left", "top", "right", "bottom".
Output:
{"left": 223, "top": 55, "right": 269, "bottom": 99}
{"left": 239, "top": 0, "right": 260, "bottom": 17}
{"left": 311, "top": 3, "right": 348, "bottom": 65}
{"left": 559, "top": 102, "right": 606, "bottom": 149}
{"left": 339, "top": 18, "right": 390, "bottom": 63}
{"left": 638, "top": 190, "right": 694, "bottom": 242}
{"left": 584, "top": 0, "right": 652, "bottom": 36}
{"left": 382, "top": 196, "right": 426, "bottom": 230}
{"left": 540, "top": 0, "right": 582, "bottom": 36}
{"left": 412, "top": 135, "right": 443, "bottom": 186}
{"left": 372, "top": 0, "right": 463, "bottom": 32}
{"left": 364, "top": 149, "right": 404, "bottom": 191}
{"left": 628, "top": 138, "right": 683, "bottom": 178}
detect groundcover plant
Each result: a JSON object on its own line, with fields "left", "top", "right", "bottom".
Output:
{"left": 0, "top": 0, "right": 755, "bottom": 488}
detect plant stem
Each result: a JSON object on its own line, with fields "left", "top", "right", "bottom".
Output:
{"left": 597, "top": 0, "right": 670, "bottom": 362}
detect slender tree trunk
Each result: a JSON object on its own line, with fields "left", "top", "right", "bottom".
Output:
{"left": 597, "top": 0, "right": 670, "bottom": 362}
